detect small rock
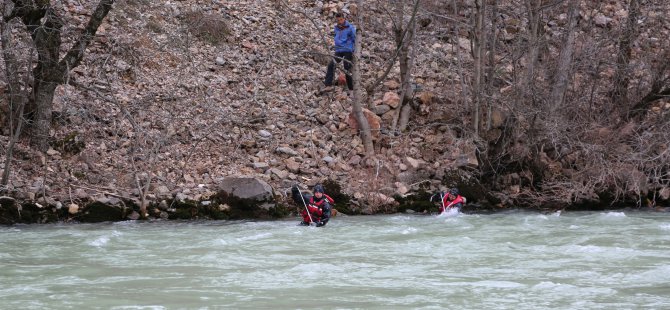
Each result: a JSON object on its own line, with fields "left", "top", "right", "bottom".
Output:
{"left": 46, "top": 148, "right": 61, "bottom": 156}
{"left": 284, "top": 159, "right": 301, "bottom": 173}
{"left": 175, "top": 192, "right": 188, "bottom": 202}
{"left": 270, "top": 168, "right": 288, "bottom": 179}
{"left": 659, "top": 187, "right": 670, "bottom": 200}
{"left": 157, "top": 185, "right": 170, "bottom": 194}
{"left": 395, "top": 182, "right": 409, "bottom": 195}
{"left": 252, "top": 162, "right": 269, "bottom": 170}
{"left": 594, "top": 14, "right": 612, "bottom": 27}
{"left": 384, "top": 80, "right": 400, "bottom": 90}
{"left": 348, "top": 155, "right": 362, "bottom": 166}
{"left": 158, "top": 200, "right": 169, "bottom": 210}
{"left": 405, "top": 157, "right": 420, "bottom": 169}
{"left": 374, "top": 104, "right": 391, "bottom": 115}
{"left": 127, "top": 211, "right": 140, "bottom": 220}
{"left": 276, "top": 146, "right": 298, "bottom": 156}
{"left": 68, "top": 203, "right": 79, "bottom": 215}
{"left": 382, "top": 91, "right": 401, "bottom": 108}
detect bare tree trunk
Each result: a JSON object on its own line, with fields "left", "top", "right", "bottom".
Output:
{"left": 390, "top": 0, "right": 405, "bottom": 133}
{"left": 523, "top": 0, "right": 542, "bottom": 93}
{"left": 391, "top": 0, "right": 419, "bottom": 133}
{"left": 549, "top": 0, "right": 578, "bottom": 113}
{"left": 628, "top": 54, "right": 670, "bottom": 120}
{"left": 1, "top": 4, "right": 29, "bottom": 187}
{"left": 1, "top": 8, "right": 27, "bottom": 129}
{"left": 5, "top": 0, "right": 115, "bottom": 152}
{"left": 485, "top": 0, "right": 498, "bottom": 130}
{"left": 398, "top": 14, "right": 416, "bottom": 132}
{"left": 451, "top": 0, "right": 469, "bottom": 110}
{"left": 1, "top": 103, "right": 26, "bottom": 187}
{"left": 612, "top": 0, "right": 640, "bottom": 118}
{"left": 352, "top": 0, "right": 374, "bottom": 155}
{"left": 472, "top": 0, "right": 486, "bottom": 135}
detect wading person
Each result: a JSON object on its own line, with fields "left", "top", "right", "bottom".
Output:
{"left": 440, "top": 188, "right": 465, "bottom": 213}
{"left": 291, "top": 184, "right": 334, "bottom": 227}
{"left": 323, "top": 12, "right": 356, "bottom": 91}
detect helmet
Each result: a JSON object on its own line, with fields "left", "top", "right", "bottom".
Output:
{"left": 449, "top": 188, "right": 459, "bottom": 196}
{"left": 314, "top": 184, "right": 325, "bottom": 194}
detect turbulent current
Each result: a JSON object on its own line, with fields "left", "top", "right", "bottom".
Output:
{"left": 1, "top": 210, "right": 669, "bottom": 309}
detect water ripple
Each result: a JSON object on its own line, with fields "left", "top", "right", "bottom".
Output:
{"left": 1, "top": 212, "right": 669, "bottom": 309}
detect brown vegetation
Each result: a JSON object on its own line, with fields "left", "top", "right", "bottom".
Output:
{"left": 1, "top": 0, "right": 669, "bottom": 223}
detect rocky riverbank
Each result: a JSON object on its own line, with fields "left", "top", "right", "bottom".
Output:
{"left": 2, "top": 0, "right": 669, "bottom": 225}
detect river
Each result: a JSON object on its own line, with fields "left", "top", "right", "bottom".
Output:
{"left": 1, "top": 210, "right": 669, "bottom": 309}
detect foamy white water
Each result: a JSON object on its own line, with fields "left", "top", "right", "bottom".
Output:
{"left": 1, "top": 211, "right": 669, "bottom": 309}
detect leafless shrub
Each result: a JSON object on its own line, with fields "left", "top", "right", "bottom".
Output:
{"left": 182, "top": 11, "right": 231, "bottom": 46}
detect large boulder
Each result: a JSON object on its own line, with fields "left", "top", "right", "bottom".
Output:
{"left": 215, "top": 176, "right": 285, "bottom": 219}
{"left": 79, "top": 201, "right": 127, "bottom": 223}
{"left": 1, "top": 197, "right": 60, "bottom": 224}
{"left": 0, "top": 196, "right": 18, "bottom": 225}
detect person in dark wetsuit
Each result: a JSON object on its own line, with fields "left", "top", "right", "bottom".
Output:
{"left": 291, "top": 184, "right": 334, "bottom": 227}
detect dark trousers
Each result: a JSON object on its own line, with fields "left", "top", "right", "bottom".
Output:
{"left": 324, "top": 51, "right": 354, "bottom": 90}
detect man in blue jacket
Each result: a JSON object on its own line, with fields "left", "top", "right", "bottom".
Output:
{"left": 324, "top": 13, "right": 356, "bottom": 91}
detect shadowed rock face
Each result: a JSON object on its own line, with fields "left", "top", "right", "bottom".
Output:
{"left": 79, "top": 201, "right": 127, "bottom": 223}
{"left": 0, "top": 196, "right": 19, "bottom": 225}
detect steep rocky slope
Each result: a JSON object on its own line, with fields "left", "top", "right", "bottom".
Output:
{"left": 1, "top": 0, "right": 669, "bottom": 220}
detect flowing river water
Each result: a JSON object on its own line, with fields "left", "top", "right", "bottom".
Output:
{"left": 1, "top": 210, "right": 669, "bottom": 309}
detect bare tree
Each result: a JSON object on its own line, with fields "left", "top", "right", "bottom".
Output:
{"left": 628, "top": 53, "right": 670, "bottom": 120}
{"left": 610, "top": 0, "right": 640, "bottom": 117}
{"left": 548, "top": 0, "right": 578, "bottom": 113}
{"left": 2, "top": 0, "right": 114, "bottom": 152}
{"left": 485, "top": 0, "right": 498, "bottom": 130}
{"left": 523, "top": 0, "right": 542, "bottom": 95}
{"left": 352, "top": 0, "right": 374, "bottom": 155}
{"left": 391, "top": 0, "right": 420, "bottom": 133}
{"left": 472, "top": 0, "right": 486, "bottom": 135}
{"left": 1, "top": 3, "right": 29, "bottom": 187}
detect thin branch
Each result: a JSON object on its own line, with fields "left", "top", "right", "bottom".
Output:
{"left": 58, "top": 0, "right": 114, "bottom": 73}
{"left": 364, "top": 0, "right": 420, "bottom": 98}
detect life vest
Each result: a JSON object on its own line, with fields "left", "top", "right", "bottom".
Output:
{"left": 441, "top": 194, "right": 465, "bottom": 210}
{"left": 301, "top": 195, "right": 335, "bottom": 223}
{"left": 300, "top": 203, "right": 323, "bottom": 223}
{"left": 309, "top": 194, "right": 334, "bottom": 206}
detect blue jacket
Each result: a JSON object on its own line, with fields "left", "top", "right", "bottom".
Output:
{"left": 334, "top": 21, "right": 356, "bottom": 53}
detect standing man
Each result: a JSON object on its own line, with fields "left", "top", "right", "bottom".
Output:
{"left": 324, "top": 13, "right": 356, "bottom": 91}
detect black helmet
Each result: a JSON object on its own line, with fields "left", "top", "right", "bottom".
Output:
{"left": 314, "top": 184, "right": 325, "bottom": 194}
{"left": 449, "top": 188, "right": 459, "bottom": 195}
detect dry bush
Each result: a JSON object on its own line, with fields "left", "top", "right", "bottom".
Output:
{"left": 182, "top": 12, "right": 231, "bottom": 46}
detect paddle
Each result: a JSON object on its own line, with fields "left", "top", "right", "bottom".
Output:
{"left": 295, "top": 186, "right": 315, "bottom": 226}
